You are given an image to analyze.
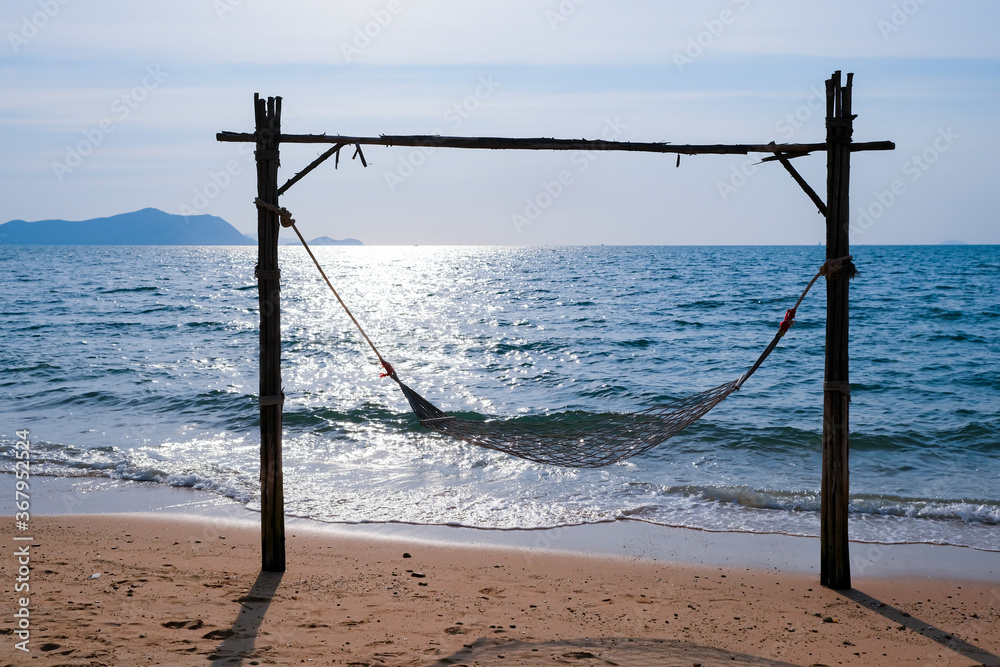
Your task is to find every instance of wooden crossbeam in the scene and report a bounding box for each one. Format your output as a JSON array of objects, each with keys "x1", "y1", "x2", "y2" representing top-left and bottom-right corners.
[{"x1": 218, "y1": 131, "x2": 894, "y2": 156}]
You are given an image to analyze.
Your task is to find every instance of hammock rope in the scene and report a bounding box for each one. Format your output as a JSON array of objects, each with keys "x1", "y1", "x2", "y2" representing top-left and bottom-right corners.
[{"x1": 255, "y1": 198, "x2": 849, "y2": 467}]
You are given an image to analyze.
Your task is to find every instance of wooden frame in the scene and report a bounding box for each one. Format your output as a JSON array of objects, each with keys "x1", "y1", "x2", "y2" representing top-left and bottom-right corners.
[{"x1": 218, "y1": 72, "x2": 889, "y2": 588}]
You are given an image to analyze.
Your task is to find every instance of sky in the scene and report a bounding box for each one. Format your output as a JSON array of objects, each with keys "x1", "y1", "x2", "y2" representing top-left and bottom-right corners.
[{"x1": 2, "y1": 1, "x2": 998, "y2": 245}]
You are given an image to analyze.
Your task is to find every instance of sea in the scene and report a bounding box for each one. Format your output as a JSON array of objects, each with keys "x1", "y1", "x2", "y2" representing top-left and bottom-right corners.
[{"x1": 2, "y1": 244, "x2": 998, "y2": 552}]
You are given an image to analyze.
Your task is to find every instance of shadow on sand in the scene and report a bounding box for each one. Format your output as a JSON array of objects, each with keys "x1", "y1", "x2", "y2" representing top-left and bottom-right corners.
[
  {"x1": 841, "y1": 588, "x2": 999, "y2": 667},
  {"x1": 207, "y1": 570, "x2": 284, "y2": 665},
  {"x1": 427, "y1": 636, "x2": 800, "y2": 666}
]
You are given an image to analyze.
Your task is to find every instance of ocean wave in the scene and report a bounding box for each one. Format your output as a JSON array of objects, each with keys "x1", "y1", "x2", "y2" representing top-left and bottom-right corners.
[
  {"x1": 100, "y1": 286, "x2": 159, "y2": 294},
  {"x1": 0, "y1": 440, "x2": 257, "y2": 504},
  {"x1": 5, "y1": 437, "x2": 998, "y2": 530},
  {"x1": 3, "y1": 244, "x2": 999, "y2": 554},
  {"x1": 653, "y1": 484, "x2": 999, "y2": 525}
]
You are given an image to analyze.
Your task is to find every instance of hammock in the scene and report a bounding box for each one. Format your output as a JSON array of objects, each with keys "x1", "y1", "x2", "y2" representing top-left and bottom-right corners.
[
  {"x1": 256, "y1": 199, "x2": 847, "y2": 468},
  {"x1": 395, "y1": 379, "x2": 741, "y2": 467}
]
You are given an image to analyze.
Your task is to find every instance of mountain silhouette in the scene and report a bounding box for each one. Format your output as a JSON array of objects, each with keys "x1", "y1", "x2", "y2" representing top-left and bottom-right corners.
[{"x1": 0, "y1": 208, "x2": 253, "y2": 245}]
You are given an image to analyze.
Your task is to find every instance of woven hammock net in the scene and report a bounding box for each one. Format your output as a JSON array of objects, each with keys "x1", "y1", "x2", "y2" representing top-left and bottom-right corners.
[
  {"x1": 385, "y1": 261, "x2": 832, "y2": 468},
  {"x1": 397, "y1": 378, "x2": 741, "y2": 468},
  {"x1": 381, "y1": 268, "x2": 823, "y2": 468},
  {"x1": 257, "y1": 198, "x2": 847, "y2": 469}
]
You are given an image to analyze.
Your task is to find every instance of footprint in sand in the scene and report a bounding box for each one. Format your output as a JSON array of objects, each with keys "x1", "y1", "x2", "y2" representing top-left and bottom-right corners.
[{"x1": 162, "y1": 619, "x2": 205, "y2": 630}]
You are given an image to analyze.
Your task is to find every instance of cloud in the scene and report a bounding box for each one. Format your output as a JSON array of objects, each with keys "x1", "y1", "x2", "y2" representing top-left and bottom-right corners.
[
  {"x1": 2, "y1": 0, "x2": 998, "y2": 244},
  {"x1": 9, "y1": 1, "x2": 1000, "y2": 67}
]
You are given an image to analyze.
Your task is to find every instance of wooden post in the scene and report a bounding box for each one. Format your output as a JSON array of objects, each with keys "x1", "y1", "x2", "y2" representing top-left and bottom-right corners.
[
  {"x1": 821, "y1": 72, "x2": 852, "y2": 589},
  {"x1": 255, "y1": 94, "x2": 285, "y2": 572}
]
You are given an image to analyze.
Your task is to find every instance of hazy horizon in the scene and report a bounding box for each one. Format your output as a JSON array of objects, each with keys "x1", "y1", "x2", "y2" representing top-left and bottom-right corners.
[{"x1": 3, "y1": 1, "x2": 997, "y2": 245}]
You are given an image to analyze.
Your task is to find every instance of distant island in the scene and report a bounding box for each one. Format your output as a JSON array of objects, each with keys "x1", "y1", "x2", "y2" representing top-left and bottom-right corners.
[
  {"x1": 242, "y1": 234, "x2": 365, "y2": 247},
  {"x1": 305, "y1": 235, "x2": 363, "y2": 246},
  {"x1": 0, "y1": 208, "x2": 363, "y2": 246}
]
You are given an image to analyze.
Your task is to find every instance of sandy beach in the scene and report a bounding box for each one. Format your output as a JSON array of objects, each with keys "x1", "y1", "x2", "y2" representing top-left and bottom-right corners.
[{"x1": 3, "y1": 479, "x2": 999, "y2": 667}]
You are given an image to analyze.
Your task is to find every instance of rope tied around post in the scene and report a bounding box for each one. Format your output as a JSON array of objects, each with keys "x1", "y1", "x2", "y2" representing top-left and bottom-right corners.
[
  {"x1": 258, "y1": 393, "x2": 285, "y2": 406},
  {"x1": 823, "y1": 381, "x2": 851, "y2": 397},
  {"x1": 254, "y1": 197, "x2": 296, "y2": 228},
  {"x1": 825, "y1": 117, "x2": 856, "y2": 129},
  {"x1": 820, "y1": 254, "x2": 857, "y2": 281}
]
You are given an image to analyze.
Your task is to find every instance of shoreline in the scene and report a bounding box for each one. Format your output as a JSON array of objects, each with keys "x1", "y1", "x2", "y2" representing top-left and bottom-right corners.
[
  {"x1": 3, "y1": 475, "x2": 999, "y2": 665},
  {"x1": 19, "y1": 474, "x2": 1000, "y2": 583}
]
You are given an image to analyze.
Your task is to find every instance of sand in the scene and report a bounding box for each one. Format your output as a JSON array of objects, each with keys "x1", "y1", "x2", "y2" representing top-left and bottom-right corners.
[{"x1": 4, "y1": 511, "x2": 999, "y2": 667}]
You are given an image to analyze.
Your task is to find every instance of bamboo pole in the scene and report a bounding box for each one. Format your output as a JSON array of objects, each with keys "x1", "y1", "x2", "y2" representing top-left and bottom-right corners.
[
  {"x1": 255, "y1": 94, "x2": 286, "y2": 572},
  {"x1": 217, "y1": 131, "x2": 893, "y2": 157},
  {"x1": 821, "y1": 72, "x2": 853, "y2": 590},
  {"x1": 277, "y1": 142, "x2": 344, "y2": 197},
  {"x1": 772, "y1": 151, "x2": 828, "y2": 218}
]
